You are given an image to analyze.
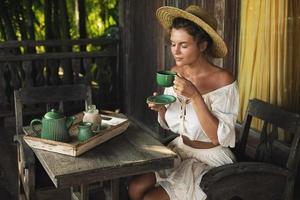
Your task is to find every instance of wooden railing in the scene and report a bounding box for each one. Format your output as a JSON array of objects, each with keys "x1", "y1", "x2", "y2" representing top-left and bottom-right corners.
[{"x1": 0, "y1": 38, "x2": 120, "y2": 125}]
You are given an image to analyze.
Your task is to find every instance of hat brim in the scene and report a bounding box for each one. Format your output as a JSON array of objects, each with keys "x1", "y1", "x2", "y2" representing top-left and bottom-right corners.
[{"x1": 156, "y1": 6, "x2": 228, "y2": 58}]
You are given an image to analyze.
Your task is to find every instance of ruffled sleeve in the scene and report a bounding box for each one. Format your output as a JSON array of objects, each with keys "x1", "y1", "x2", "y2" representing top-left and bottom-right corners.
[
  {"x1": 208, "y1": 82, "x2": 239, "y2": 147},
  {"x1": 157, "y1": 87, "x2": 173, "y2": 129}
]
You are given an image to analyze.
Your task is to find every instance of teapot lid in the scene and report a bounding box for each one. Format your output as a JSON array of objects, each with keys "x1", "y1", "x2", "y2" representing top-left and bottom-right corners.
[{"x1": 44, "y1": 109, "x2": 64, "y2": 119}]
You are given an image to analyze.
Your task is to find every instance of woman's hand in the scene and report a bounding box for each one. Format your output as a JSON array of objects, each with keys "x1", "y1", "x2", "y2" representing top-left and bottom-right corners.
[
  {"x1": 173, "y1": 73, "x2": 199, "y2": 99},
  {"x1": 147, "y1": 92, "x2": 166, "y2": 112}
]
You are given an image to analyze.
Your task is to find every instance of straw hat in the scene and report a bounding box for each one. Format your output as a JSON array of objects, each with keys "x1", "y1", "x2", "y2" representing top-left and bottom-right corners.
[{"x1": 156, "y1": 5, "x2": 228, "y2": 58}]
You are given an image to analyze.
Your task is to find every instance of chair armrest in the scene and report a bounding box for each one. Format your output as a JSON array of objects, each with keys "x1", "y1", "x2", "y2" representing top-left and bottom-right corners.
[{"x1": 14, "y1": 135, "x2": 35, "y2": 168}]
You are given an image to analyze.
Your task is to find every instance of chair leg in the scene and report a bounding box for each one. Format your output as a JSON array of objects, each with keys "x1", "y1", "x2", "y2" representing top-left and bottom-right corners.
[
  {"x1": 17, "y1": 144, "x2": 27, "y2": 200},
  {"x1": 17, "y1": 174, "x2": 27, "y2": 200},
  {"x1": 80, "y1": 184, "x2": 89, "y2": 200},
  {"x1": 16, "y1": 142, "x2": 36, "y2": 200},
  {"x1": 111, "y1": 179, "x2": 119, "y2": 200},
  {"x1": 283, "y1": 175, "x2": 295, "y2": 200},
  {"x1": 71, "y1": 184, "x2": 89, "y2": 200}
]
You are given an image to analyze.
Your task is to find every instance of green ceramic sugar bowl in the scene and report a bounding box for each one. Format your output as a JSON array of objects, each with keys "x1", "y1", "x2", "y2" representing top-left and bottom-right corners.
[{"x1": 30, "y1": 109, "x2": 75, "y2": 142}]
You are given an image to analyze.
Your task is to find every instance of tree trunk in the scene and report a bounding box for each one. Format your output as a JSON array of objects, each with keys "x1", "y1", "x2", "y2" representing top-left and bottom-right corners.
[
  {"x1": 24, "y1": 0, "x2": 36, "y2": 41},
  {"x1": 45, "y1": 0, "x2": 53, "y2": 51},
  {"x1": 0, "y1": 0, "x2": 17, "y2": 40},
  {"x1": 23, "y1": 0, "x2": 36, "y2": 54},
  {"x1": 52, "y1": 0, "x2": 60, "y2": 40},
  {"x1": 58, "y1": 0, "x2": 72, "y2": 84},
  {"x1": 78, "y1": 0, "x2": 87, "y2": 51},
  {"x1": 58, "y1": 0, "x2": 71, "y2": 51},
  {"x1": 0, "y1": 20, "x2": 7, "y2": 40},
  {"x1": 11, "y1": 0, "x2": 29, "y2": 41},
  {"x1": 59, "y1": 0, "x2": 70, "y2": 40}
]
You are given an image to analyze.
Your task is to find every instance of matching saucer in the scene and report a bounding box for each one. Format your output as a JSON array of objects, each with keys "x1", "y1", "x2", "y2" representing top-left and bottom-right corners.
[{"x1": 146, "y1": 94, "x2": 176, "y2": 105}]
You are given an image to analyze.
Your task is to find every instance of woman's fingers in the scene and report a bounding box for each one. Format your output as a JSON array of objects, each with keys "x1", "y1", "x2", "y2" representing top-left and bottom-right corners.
[
  {"x1": 176, "y1": 72, "x2": 183, "y2": 78},
  {"x1": 174, "y1": 74, "x2": 187, "y2": 88},
  {"x1": 173, "y1": 75, "x2": 197, "y2": 99},
  {"x1": 147, "y1": 102, "x2": 163, "y2": 112},
  {"x1": 174, "y1": 76, "x2": 186, "y2": 93},
  {"x1": 147, "y1": 92, "x2": 160, "y2": 111},
  {"x1": 148, "y1": 102, "x2": 155, "y2": 107}
]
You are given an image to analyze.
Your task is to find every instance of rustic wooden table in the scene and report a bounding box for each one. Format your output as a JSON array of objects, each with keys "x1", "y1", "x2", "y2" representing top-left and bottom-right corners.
[{"x1": 27, "y1": 120, "x2": 177, "y2": 200}]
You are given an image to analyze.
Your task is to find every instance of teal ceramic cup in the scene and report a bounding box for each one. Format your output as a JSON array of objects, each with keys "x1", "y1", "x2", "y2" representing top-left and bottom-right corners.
[{"x1": 156, "y1": 70, "x2": 177, "y2": 87}]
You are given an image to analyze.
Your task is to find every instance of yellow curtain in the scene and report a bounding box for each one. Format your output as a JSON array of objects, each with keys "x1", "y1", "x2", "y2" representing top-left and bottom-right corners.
[{"x1": 238, "y1": 0, "x2": 291, "y2": 124}]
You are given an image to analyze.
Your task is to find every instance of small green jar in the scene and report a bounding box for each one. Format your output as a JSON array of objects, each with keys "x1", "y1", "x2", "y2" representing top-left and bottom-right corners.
[{"x1": 77, "y1": 122, "x2": 94, "y2": 142}]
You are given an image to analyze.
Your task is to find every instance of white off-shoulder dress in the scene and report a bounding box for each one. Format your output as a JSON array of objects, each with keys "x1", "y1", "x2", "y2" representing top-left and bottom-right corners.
[{"x1": 155, "y1": 81, "x2": 239, "y2": 200}]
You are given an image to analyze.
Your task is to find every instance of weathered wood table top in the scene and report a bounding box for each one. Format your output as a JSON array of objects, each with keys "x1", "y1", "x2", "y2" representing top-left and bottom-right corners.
[{"x1": 29, "y1": 121, "x2": 177, "y2": 188}]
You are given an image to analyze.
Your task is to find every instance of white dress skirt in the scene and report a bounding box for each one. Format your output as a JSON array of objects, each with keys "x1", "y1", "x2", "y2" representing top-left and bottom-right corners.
[{"x1": 155, "y1": 81, "x2": 239, "y2": 200}]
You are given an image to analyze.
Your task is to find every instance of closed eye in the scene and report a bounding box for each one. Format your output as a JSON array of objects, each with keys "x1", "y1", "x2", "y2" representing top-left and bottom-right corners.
[
  {"x1": 170, "y1": 43, "x2": 188, "y2": 48},
  {"x1": 181, "y1": 44, "x2": 188, "y2": 48}
]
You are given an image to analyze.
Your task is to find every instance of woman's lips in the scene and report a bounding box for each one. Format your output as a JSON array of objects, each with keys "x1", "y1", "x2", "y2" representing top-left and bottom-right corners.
[{"x1": 175, "y1": 57, "x2": 183, "y2": 61}]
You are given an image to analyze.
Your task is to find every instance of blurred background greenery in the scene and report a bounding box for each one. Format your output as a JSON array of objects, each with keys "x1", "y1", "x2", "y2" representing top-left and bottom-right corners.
[{"x1": 0, "y1": 0, "x2": 118, "y2": 52}]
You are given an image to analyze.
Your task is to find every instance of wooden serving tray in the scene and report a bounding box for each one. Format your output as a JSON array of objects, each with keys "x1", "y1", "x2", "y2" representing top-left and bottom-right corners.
[{"x1": 23, "y1": 112, "x2": 130, "y2": 156}]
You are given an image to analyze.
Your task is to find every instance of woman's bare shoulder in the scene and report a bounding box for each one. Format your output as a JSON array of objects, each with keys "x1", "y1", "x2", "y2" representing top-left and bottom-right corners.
[{"x1": 212, "y1": 68, "x2": 235, "y2": 88}]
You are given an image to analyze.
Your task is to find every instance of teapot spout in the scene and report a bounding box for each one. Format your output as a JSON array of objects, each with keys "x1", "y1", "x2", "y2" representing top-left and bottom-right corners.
[{"x1": 66, "y1": 116, "x2": 75, "y2": 129}]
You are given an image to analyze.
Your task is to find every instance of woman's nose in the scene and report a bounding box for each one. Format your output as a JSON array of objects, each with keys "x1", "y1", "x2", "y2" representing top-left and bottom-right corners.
[{"x1": 173, "y1": 45, "x2": 180, "y2": 55}]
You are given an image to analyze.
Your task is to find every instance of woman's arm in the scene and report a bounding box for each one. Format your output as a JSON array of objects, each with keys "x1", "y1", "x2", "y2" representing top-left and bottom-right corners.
[
  {"x1": 174, "y1": 71, "x2": 234, "y2": 146},
  {"x1": 190, "y1": 91, "x2": 220, "y2": 145},
  {"x1": 174, "y1": 76, "x2": 220, "y2": 145},
  {"x1": 182, "y1": 135, "x2": 217, "y2": 149}
]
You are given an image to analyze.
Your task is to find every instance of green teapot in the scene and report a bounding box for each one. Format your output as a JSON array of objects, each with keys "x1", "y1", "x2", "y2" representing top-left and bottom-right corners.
[{"x1": 30, "y1": 109, "x2": 75, "y2": 142}]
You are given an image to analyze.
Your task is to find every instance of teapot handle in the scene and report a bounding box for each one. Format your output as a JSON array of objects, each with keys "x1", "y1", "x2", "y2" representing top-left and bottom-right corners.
[
  {"x1": 30, "y1": 119, "x2": 42, "y2": 134},
  {"x1": 66, "y1": 116, "x2": 75, "y2": 129}
]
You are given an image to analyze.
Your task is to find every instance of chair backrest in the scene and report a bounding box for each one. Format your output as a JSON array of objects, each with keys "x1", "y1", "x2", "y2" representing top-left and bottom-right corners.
[
  {"x1": 14, "y1": 84, "x2": 92, "y2": 135},
  {"x1": 237, "y1": 98, "x2": 300, "y2": 172}
]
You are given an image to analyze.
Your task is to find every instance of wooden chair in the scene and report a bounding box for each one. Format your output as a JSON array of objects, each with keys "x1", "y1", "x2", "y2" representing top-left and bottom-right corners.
[
  {"x1": 14, "y1": 84, "x2": 92, "y2": 200},
  {"x1": 200, "y1": 98, "x2": 300, "y2": 200}
]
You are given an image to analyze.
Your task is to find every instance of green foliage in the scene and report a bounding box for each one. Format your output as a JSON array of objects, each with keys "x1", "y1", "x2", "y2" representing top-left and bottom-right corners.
[
  {"x1": 33, "y1": 0, "x2": 45, "y2": 42},
  {"x1": 85, "y1": 0, "x2": 117, "y2": 38},
  {"x1": 0, "y1": 0, "x2": 120, "y2": 110},
  {"x1": 0, "y1": 0, "x2": 118, "y2": 42}
]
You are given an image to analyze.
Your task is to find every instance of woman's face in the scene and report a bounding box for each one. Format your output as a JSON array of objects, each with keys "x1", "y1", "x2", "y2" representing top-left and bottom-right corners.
[{"x1": 170, "y1": 28, "x2": 202, "y2": 67}]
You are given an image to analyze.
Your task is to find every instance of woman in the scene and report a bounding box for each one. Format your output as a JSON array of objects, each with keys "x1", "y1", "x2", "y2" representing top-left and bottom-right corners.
[{"x1": 128, "y1": 5, "x2": 239, "y2": 200}]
